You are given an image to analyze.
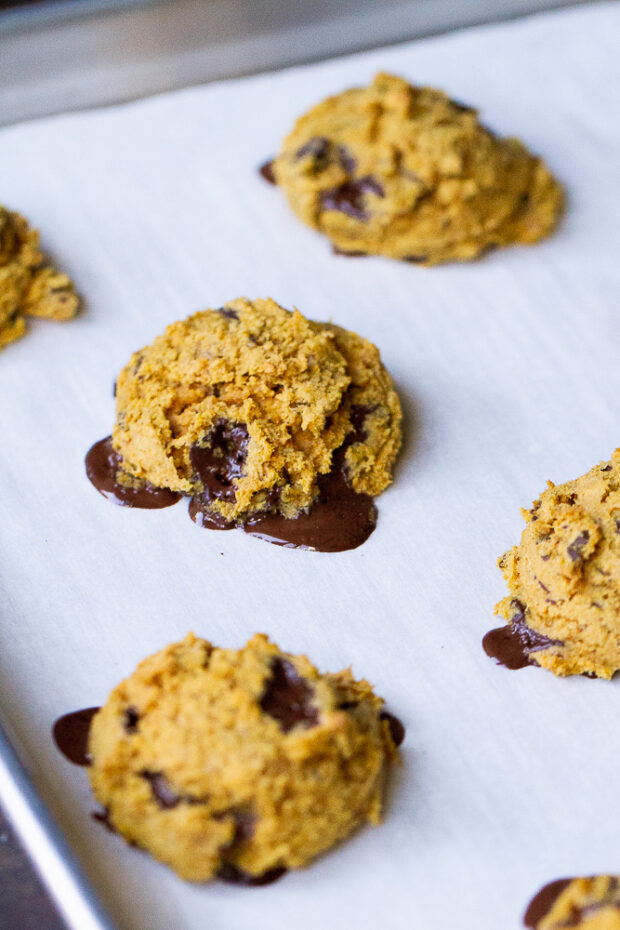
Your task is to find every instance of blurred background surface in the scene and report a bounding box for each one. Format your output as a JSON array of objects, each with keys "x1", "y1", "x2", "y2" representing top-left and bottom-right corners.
[{"x1": 0, "y1": 0, "x2": 596, "y2": 126}]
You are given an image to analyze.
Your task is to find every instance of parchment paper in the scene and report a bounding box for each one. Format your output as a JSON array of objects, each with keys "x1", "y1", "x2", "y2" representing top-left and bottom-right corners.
[{"x1": 1, "y1": 4, "x2": 619, "y2": 928}]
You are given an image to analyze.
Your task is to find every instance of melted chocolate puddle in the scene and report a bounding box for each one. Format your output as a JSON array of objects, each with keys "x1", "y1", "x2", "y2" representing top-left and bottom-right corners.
[
  {"x1": 190, "y1": 447, "x2": 376, "y2": 551},
  {"x1": 482, "y1": 601, "x2": 563, "y2": 670},
  {"x1": 52, "y1": 707, "x2": 100, "y2": 766},
  {"x1": 524, "y1": 879, "x2": 572, "y2": 927},
  {"x1": 86, "y1": 437, "x2": 182, "y2": 509},
  {"x1": 259, "y1": 160, "x2": 277, "y2": 185},
  {"x1": 380, "y1": 711, "x2": 406, "y2": 747},
  {"x1": 87, "y1": 406, "x2": 378, "y2": 551},
  {"x1": 217, "y1": 864, "x2": 287, "y2": 886}
]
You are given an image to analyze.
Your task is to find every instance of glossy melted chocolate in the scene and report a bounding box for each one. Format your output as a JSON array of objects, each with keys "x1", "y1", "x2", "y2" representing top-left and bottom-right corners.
[
  {"x1": 85, "y1": 437, "x2": 182, "y2": 509},
  {"x1": 52, "y1": 707, "x2": 100, "y2": 766},
  {"x1": 482, "y1": 601, "x2": 563, "y2": 670},
  {"x1": 524, "y1": 879, "x2": 572, "y2": 927}
]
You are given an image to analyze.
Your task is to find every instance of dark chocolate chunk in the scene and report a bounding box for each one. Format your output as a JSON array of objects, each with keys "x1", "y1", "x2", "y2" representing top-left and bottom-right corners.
[
  {"x1": 85, "y1": 437, "x2": 182, "y2": 509},
  {"x1": 482, "y1": 600, "x2": 563, "y2": 671},
  {"x1": 567, "y1": 530, "x2": 589, "y2": 561},
  {"x1": 52, "y1": 707, "x2": 100, "y2": 766},
  {"x1": 321, "y1": 176, "x2": 384, "y2": 220},
  {"x1": 123, "y1": 707, "x2": 139, "y2": 734},
  {"x1": 217, "y1": 863, "x2": 287, "y2": 886},
  {"x1": 190, "y1": 420, "x2": 249, "y2": 503},
  {"x1": 380, "y1": 711, "x2": 406, "y2": 747},
  {"x1": 296, "y1": 135, "x2": 330, "y2": 166},
  {"x1": 600, "y1": 464, "x2": 613, "y2": 472},
  {"x1": 141, "y1": 772, "x2": 180, "y2": 810},
  {"x1": 259, "y1": 160, "x2": 277, "y2": 185},
  {"x1": 217, "y1": 307, "x2": 239, "y2": 321},
  {"x1": 260, "y1": 657, "x2": 319, "y2": 733},
  {"x1": 524, "y1": 879, "x2": 572, "y2": 927}
]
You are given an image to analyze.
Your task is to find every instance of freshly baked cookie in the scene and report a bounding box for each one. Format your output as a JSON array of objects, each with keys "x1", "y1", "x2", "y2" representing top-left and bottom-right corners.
[
  {"x1": 489, "y1": 453, "x2": 620, "y2": 678},
  {"x1": 524, "y1": 876, "x2": 620, "y2": 929},
  {"x1": 266, "y1": 73, "x2": 563, "y2": 265},
  {"x1": 94, "y1": 297, "x2": 401, "y2": 549},
  {"x1": 87, "y1": 633, "x2": 403, "y2": 882},
  {"x1": 0, "y1": 206, "x2": 79, "y2": 349}
]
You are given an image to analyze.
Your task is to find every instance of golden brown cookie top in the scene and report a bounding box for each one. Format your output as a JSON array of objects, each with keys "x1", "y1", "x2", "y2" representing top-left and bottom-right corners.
[
  {"x1": 0, "y1": 206, "x2": 79, "y2": 349},
  {"x1": 525, "y1": 877, "x2": 620, "y2": 929},
  {"x1": 112, "y1": 297, "x2": 402, "y2": 525},
  {"x1": 88, "y1": 633, "x2": 402, "y2": 882},
  {"x1": 492, "y1": 452, "x2": 620, "y2": 678},
  {"x1": 270, "y1": 73, "x2": 563, "y2": 264}
]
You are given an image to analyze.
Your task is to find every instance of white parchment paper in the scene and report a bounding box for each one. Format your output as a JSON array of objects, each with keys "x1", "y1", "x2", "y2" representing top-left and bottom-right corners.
[{"x1": 1, "y1": 4, "x2": 619, "y2": 928}]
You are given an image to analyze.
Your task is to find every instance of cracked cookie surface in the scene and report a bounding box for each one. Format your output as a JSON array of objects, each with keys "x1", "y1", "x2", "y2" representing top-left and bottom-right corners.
[
  {"x1": 0, "y1": 206, "x2": 79, "y2": 349},
  {"x1": 87, "y1": 633, "x2": 402, "y2": 882},
  {"x1": 525, "y1": 876, "x2": 620, "y2": 929},
  {"x1": 111, "y1": 297, "x2": 402, "y2": 525},
  {"x1": 269, "y1": 73, "x2": 563, "y2": 265},
  {"x1": 494, "y1": 453, "x2": 620, "y2": 678}
]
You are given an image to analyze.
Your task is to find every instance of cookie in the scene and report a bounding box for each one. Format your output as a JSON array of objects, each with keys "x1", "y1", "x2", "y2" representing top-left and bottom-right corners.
[
  {"x1": 485, "y1": 453, "x2": 620, "y2": 678},
  {"x1": 87, "y1": 633, "x2": 403, "y2": 882},
  {"x1": 0, "y1": 206, "x2": 79, "y2": 349},
  {"x1": 524, "y1": 876, "x2": 620, "y2": 929},
  {"x1": 265, "y1": 72, "x2": 563, "y2": 265},
  {"x1": 88, "y1": 297, "x2": 402, "y2": 550}
]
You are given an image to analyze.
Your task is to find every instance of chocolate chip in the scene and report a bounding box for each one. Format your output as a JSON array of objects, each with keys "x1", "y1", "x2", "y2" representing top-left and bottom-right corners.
[
  {"x1": 321, "y1": 176, "x2": 384, "y2": 220},
  {"x1": 296, "y1": 135, "x2": 330, "y2": 166},
  {"x1": 336, "y1": 145, "x2": 356, "y2": 174},
  {"x1": 259, "y1": 160, "x2": 277, "y2": 185},
  {"x1": 141, "y1": 772, "x2": 180, "y2": 810},
  {"x1": 217, "y1": 863, "x2": 287, "y2": 886},
  {"x1": 346, "y1": 404, "x2": 373, "y2": 446},
  {"x1": 404, "y1": 254, "x2": 428, "y2": 263},
  {"x1": 217, "y1": 307, "x2": 239, "y2": 321},
  {"x1": 190, "y1": 420, "x2": 249, "y2": 503},
  {"x1": 260, "y1": 657, "x2": 319, "y2": 733},
  {"x1": 616, "y1": 517, "x2": 620, "y2": 534},
  {"x1": 380, "y1": 711, "x2": 406, "y2": 747},
  {"x1": 123, "y1": 707, "x2": 139, "y2": 734},
  {"x1": 567, "y1": 530, "x2": 589, "y2": 561},
  {"x1": 601, "y1": 464, "x2": 613, "y2": 472},
  {"x1": 337, "y1": 700, "x2": 359, "y2": 710}
]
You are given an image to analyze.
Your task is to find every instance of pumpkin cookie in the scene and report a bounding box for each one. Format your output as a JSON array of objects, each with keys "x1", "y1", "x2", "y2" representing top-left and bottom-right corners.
[
  {"x1": 486, "y1": 453, "x2": 620, "y2": 678},
  {"x1": 87, "y1": 633, "x2": 404, "y2": 882},
  {"x1": 0, "y1": 206, "x2": 79, "y2": 349},
  {"x1": 88, "y1": 298, "x2": 402, "y2": 550},
  {"x1": 265, "y1": 73, "x2": 563, "y2": 264}
]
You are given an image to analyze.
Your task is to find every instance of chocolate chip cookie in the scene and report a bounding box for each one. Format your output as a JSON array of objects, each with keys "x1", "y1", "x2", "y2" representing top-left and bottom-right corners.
[
  {"x1": 88, "y1": 297, "x2": 402, "y2": 550},
  {"x1": 0, "y1": 206, "x2": 79, "y2": 349},
  {"x1": 265, "y1": 73, "x2": 563, "y2": 265},
  {"x1": 524, "y1": 876, "x2": 620, "y2": 929},
  {"x1": 485, "y1": 453, "x2": 620, "y2": 678},
  {"x1": 87, "y1": 633, "x2": 404, "y2": 882}
]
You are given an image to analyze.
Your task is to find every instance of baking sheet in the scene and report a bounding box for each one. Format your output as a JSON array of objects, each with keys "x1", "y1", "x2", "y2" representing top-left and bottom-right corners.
[{"x1": 1, "y1": 3, "x2": 619, "y2": 928}]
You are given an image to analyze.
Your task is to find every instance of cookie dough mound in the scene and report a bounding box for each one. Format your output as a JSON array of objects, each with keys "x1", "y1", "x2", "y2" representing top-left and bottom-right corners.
[
  {"x1": 112, "y1": 297, "x2": 402, "y2": 523},
  {"x1": 526, "y1": 876, "x2": 620, "y2": 929},
  {"x1": 88, "y1": 633, "x2": 402, "y2": 882},
  {"x1": 0, "y1": 206, "x2": 79, "y2": 349},
  {"x1": 271, "y1": 73, "x2": 563, "y2": 265},
  {"x1": 496, "y1": 453, "x2": 620, "y2": 678}
]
